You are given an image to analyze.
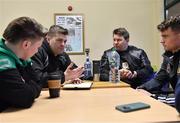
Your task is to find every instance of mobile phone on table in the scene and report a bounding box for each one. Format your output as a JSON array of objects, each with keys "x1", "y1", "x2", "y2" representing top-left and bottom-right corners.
[{"x1": 115, "y1": 102, "x2": 150, "y2": 113}]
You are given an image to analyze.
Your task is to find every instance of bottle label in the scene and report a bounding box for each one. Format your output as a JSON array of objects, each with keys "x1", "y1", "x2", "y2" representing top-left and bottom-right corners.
[
  {"x1": 109, "y1": 68, "x2": 120, "y2": 83},
  {"x1": 108, "y1": 50, "x2": 120, "y2": 83},
  {"x1": 84, "y1": 62, "x2": 92, "y2": 79}
]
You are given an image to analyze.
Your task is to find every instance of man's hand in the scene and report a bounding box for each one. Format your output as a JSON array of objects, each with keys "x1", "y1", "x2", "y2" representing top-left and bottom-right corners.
[
  {"x1": 119, "y1": 69, "x2": 137, "y2": 79},
  {"x1": 63, "y1": 78, "x2": 82, "y2": 85},
  {"x1": 64, "y1": 63, "x2": 84, "y2": 81}
]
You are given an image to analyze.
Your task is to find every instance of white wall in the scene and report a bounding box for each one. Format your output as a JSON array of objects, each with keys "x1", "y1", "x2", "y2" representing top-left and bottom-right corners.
[
  {"x1": 0, "y1": 0, "x2": 164, "y2": 67},
  {"x1": 152, "y1": 0, "x2": 165, "y2": 66}
]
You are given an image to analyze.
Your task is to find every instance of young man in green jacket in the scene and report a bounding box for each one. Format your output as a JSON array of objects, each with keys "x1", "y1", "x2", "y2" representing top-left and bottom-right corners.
[{"x1": 0, "y1": 17, "x2": 46, "y2": 112}]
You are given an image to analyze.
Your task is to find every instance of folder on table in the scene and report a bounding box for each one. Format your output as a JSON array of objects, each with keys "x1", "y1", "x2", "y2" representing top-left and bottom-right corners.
[{"x1": 63, "y1": 82, "x2": 93, "y2": 90}]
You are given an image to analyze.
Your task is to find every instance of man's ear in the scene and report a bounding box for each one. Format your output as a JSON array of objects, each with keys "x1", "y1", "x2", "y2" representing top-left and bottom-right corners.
[
  {"x1": 46, "y1": 35, "x2": 51, "y2": 43},
  {"x1": 126, "y1": 38, "x2": 129, "y2": 42},
  {"x1": 22, "y1": 40, "x2": 32, "y2": 49}
]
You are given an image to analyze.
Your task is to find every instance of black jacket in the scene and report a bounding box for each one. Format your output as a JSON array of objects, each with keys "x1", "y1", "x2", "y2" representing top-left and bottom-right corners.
[
  {"x1": 100, "y1": 46, "x2": 153, "y2": 88},
  {"x1": 0, "y1": 38, "x2": 43, "y2": 112},
  {"x1": 175, "y1": 72, "x2": 180, "y2": 113},
  {"x1": 31, "y1": 40, "x2": 77, "y2": 87},
  {"x1": 140, "y1": 50, "x2": 180, "y2": 92}
]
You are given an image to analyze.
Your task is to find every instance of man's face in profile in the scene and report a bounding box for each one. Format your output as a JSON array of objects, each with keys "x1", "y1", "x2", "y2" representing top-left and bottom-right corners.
[{"x1": 160, "y1": 28, "x2": 180, "y2": 52}]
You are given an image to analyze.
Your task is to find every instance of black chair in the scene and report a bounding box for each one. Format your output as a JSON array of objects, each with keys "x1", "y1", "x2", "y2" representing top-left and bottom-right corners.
[{"x1": 92, "y1": 60, "x2": 100, "y2": 76}]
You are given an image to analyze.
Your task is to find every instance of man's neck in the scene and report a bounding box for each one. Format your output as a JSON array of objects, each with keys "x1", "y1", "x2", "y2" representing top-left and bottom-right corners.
[
  {"x1": 117, "y1": 45, "x2": 128, "y2": 52},
  {"x1": 172, "y1": 47, "x2": 180, "y2": 53},
  {"x1": 5, "y1": 41, "x2": 22, "y2": 58}
]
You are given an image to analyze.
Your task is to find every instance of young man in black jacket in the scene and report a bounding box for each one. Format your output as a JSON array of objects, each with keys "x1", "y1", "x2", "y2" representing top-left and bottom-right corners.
[
  {"x1": 0, "y1": 17, "x2": 46, "y2": 112},
  {"x1": 31, "y1": 25, "x2": 84, "y2": 87},
  {"x1": 100, "y1": 28, "x2": 153, "y2": 88},
  {"x1": 137, "y1": 15, "x2": 180, "y2": 94}
]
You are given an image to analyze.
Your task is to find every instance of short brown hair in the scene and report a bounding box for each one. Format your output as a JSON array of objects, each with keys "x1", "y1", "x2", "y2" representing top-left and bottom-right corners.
[
  {"x1": 113, "y1": 28, "x2": 129, "y2": 40},
  {"x1": 3, "y1": 17, "x2": 45, "y2": 44},
  {"x1": 47, "y1": 25, "x2": 68, "y2": 37},
  {"x1": 157, "y1": 15, "x2": 180, "y2": 32}
]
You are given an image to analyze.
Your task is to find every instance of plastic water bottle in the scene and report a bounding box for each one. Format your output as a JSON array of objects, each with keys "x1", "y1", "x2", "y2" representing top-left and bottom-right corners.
[
  {"x1": 108, "y1": 48, "x2": 120, "y2": 83},
  {"x1": 84, "y1": 48, "x2": 92, "y2": 80}
]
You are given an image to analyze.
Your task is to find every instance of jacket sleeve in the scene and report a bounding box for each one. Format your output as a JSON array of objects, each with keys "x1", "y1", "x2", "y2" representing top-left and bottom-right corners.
[
  {"x1": 31, "y1": 50, "x2": 65, "y2": 84},
  {"x1": 175, "y1": 72, "x2": 180, "y2": 113},
  {"x1": 100, "y1": 51, "x2": 110, "y2": 81},
  {"x1": 0, "y1": 69, "x2": 41, "y2": 109},
  {"x1": 138, "y1": 57, "x2": 170, "y2": 91},
  {"x1": 31, "y1": 50, "x2": 49, "y2": 86},
  {"x1": 63, "y1": 53, "x2": 78, "y2": 70},
  {"x1": 136, "y1": 50, "x2": 154, "y2": 81}
]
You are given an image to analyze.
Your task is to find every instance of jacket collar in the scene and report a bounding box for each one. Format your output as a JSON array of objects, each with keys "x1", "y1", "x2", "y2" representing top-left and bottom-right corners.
[
  {"x1": 115, "y1": 46, "x2": 130, "y2": 54},
  {"x1": 163, "y1": 50, "x2": 180, "y2": 58}
]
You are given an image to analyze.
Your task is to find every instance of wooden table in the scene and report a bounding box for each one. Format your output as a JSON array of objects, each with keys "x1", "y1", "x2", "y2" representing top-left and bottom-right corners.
[
  {"x1": 1, "y1": 88, "x2": 179, "y2": 123},
  {"x1": 41, "y1": 81, "x2": 130, "y2": 91},
  {"x1": 92, "y1": 81, "x2": 130, "y2": 88}
]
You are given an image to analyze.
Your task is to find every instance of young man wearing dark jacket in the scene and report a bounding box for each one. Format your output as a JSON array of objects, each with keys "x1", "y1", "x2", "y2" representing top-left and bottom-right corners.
[
  {"x1": 0, "y1": 17, "x2": 46, "y2": 112},
  {"x1": 137, "y1": 15, "x2": 180, "y2": 95},
  {"x1": 31, "y1": 25, "x2": 84, "y2": 87},
  {"x1": 100, "y1": 28, "x2": 153, "y2": 88}
]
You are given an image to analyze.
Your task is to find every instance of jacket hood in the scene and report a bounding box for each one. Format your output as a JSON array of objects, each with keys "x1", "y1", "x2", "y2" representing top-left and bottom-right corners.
[{"x1": 0, "y1": 38, "x2": 31, "y2": 67}]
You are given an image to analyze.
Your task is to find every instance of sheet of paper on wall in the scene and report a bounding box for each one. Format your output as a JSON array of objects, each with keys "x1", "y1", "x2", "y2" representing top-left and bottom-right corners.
[{"x1": 63, "y1": 82, "x2": 93, "y2": 90}]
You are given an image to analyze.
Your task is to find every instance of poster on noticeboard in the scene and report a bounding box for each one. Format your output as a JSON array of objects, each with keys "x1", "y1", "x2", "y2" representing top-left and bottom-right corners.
[{"x1": 54, "y1": 13, "x2": 84, "y2": 55}]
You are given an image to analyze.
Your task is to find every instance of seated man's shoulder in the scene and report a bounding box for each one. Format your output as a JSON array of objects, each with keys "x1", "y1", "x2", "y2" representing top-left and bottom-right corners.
[
  {"x1": 59, "y1": 52, "x2": 70, "y2": 61},
  {"x1": 129, "y1": 45, "x2": 146, "y2": 54},
  {"x1": 0, "y1": 53, "x2": 16, "y2": 72},
  {"x1": 37, "y1": 45, "x2": 47, "y2": 56},
  {"x1": 129, "y1": 45, "x2": 143, "y2": 51},
  {"x1": 32, "y1": 45, "x2": 48, "y2": 60},
  {"x1": 62, "y1": 52, "x2": 69, "y2": 57},
  {"x1": 104, "y1": 48, "x2": 113, "y2": 53}
]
